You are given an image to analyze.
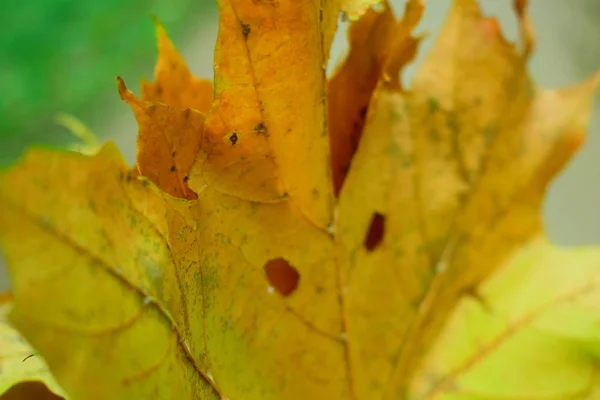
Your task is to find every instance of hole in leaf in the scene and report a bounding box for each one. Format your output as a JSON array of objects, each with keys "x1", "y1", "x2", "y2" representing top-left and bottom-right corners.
[
  {"x1": 264, "y1": 258, "x2": 300, "y2": 296},
  {"x1": 364, "y1": 212, "x2": 385, "y2": 251}
]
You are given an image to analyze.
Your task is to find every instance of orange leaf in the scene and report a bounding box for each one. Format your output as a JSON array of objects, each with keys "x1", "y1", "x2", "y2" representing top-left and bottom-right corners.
[
  {"x1": 118, "y1": 78, "x2": 205, "y2": 200},
  {"x1": 190, "y1": 0, "x2": 336, "y2": 227},
  {"x1": 141, "y1": 21, "x2": 213, "y2": 113}
]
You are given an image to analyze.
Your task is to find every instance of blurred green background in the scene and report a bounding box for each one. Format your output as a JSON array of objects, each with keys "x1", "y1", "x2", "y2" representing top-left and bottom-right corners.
[
  {"x1": 1, "y1": 0, "x2": 600, "y2": 292},
  {"x1": 0, "y1": 0, "x2": 216, "y2": 166}
]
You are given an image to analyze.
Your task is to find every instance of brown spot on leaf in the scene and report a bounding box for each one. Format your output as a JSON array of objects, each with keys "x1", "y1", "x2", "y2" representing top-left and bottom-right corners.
[
  {"x1": 364, "y1": 213, "x2": 385, "y2": 251},
  {"x1": 170, "y1": 165, "x2": 176, "y2": 172},
  {"x1": 265, "y1": 258, "x2": 300, "y2": 296},
  {"x1": 359, "y1": 106, "x2": 368, "y2": 118},
  {"x1": 229, "y1": 132, "x2": 239, "y2": 146},
  {"x1": 241, "y1": 23, "x2": 251, "y2": 39},
  {"x1": 254, "y1": 122, "x2": 267, "y2": 135}
]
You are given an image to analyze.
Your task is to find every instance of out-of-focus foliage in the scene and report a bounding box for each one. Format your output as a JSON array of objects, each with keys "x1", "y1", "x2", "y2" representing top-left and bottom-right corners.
[{"x1": 0, "y1": 0, "x2": 216, "y2": 166}]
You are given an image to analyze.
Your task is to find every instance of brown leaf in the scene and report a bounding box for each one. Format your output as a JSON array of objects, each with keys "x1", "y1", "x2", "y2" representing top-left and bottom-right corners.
[
  {"x1": 1, "y1": 382, "x2": 63, "y2": 400},
  {"x1": 118, "y1": 78, "x2": 205, "y2": 199},
  {"x1": 328, "y1": 2, "x2": 396, "y2": 195}
]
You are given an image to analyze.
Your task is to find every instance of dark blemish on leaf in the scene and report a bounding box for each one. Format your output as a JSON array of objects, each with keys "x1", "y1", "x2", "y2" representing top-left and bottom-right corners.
[
  {"x1": 170, "y1": 165, "x2": 176, "y2": 172},
  {"x1": 315, "y1": 286, "x2": 324, "y2": 294},
  {"x1": 127, "y1": 215, "x2": 137, "y2": 228},
  {"x1": 183, "y1": 108, "x2": 191, "y2": 119},
  {"x1": 312, "y1": 188, "x2": 319, "y2": 199},
  {"x1": 155, "y1": 85, "x2": 163, "y2": 96},
  {"x1": 148, "y1": 104, "x2": 157, "y2": 115},
  {"x1": 359, "y1": 106, "x2": 368, "y2": 119},
  {"x1": 249, "y1": 201, "x2": 258, "y2": 213},
  {"x1": 229, "y1": 132, "x2": 238, "y2": 146},
  {"x1": 427, "y1": 98, "x2": 440, "y2": 114},
  {"x1": 254, "y1": 122, "x2": 267, "y2": 136},
  {"x1": 183, "y1": 176, "x2": 189, "y2": 182},
  {"x1": 265, "y1": 258, "x2": 300, "y2": 296},
  {"x1": 170, "y1": 61, "x2": 178, "y2": 71},
  {"x1": 364, "y1": 212, "x2": 385, "y2": 251},
  {"x1": 172, "y1": 151, "x2": 176, "y2": 157},
  {"x1": 120, "y1": 170, "x2": 133, "y2": 183},
  {"x1": 286, "y1": 128, "x2": 292, "y2": 133},
  {"x1": 241, "y1": 23, "x2": 251, "y2": 39}
]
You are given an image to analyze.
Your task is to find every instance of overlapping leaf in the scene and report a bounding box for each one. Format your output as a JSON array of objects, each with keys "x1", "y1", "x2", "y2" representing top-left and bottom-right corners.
[
  {"x1": 0, "y1": 293, "x2": 67, "y2": 399},
  {"x1": 1, "y1": 0, "x2": 599, "y2": 399},
  {"x1": 412, "y1": 236, "x2": 600, "y2": 399},
  {"x1": 334, "y1": 0, "x2": 600, "y2": 396}
]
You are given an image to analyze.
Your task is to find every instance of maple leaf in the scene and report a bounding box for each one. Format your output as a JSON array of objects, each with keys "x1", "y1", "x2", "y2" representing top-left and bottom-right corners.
[
  {"x1": 1, "y1": 0, "x2": 600, "y2": 399},
  {"x1": 141, "y1": 21, "x2": 214, "y2": 114}
]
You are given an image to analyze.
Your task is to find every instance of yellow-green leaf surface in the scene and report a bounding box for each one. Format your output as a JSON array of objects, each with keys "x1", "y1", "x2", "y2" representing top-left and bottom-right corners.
[
  {"x1": 411, "y1": 236, "x2": 600, "y2": 399},
  {"x1": 0, "y1": 142, "x2": 344, "y2": 399},
  {"x1": 0, "y1": 294, "x2": 67, "y2": 399},
  {"x1": 1, "y1": 0, "x2": 600, "y2": 399}
]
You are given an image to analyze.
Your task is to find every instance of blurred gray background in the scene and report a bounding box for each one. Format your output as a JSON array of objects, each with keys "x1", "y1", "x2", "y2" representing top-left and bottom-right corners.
[{"x1": 1, "y1": 0, "x2": 599, "y2": 291}]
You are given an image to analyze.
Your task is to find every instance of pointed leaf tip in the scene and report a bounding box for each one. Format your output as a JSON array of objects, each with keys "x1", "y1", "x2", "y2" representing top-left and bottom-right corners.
[
  {"x1": 513, "y1": 0, "x2": 535, "y2": 56},
  {"x1": 116, "y1": 76, "x2": 128, "y2": 100},
  {"x1": 141, "y1": 20, "x2": 213, "y2": 113}
]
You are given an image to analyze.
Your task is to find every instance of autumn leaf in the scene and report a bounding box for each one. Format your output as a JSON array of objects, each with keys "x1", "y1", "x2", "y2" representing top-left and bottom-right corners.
[
  {"x1": 328, "y1": 2, "x2": 396, "y2": 195},
  {"x1": 334, "y1": 0, "x2": 600, "y2": 396},
  {"x1": 412, "y1": 236, "x2": 600, "y2": 399},
  {"x1": 0, "y1": 293, "x2": 67, "y2": 399},
  {"x1": 141, "y1": 21, "x2": 213, "y2": 113},
  {"x1": 1, "y1": 0, "x2": 600, "y2": 399},
  {"x1": 123, "y1": 23, "x2": 211, "y2": 200},
  {"x1": 118, "y1": 77, "x2": 206, "y2": 199}
]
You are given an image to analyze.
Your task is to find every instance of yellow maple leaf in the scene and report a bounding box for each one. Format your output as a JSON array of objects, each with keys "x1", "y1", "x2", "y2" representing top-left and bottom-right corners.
[
  {"x1": 0, "y1": 293, "x2": 67, "y2": 399},
  {"x1": 1, "y1": 0, "x2": 599, "y2": 399}
]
